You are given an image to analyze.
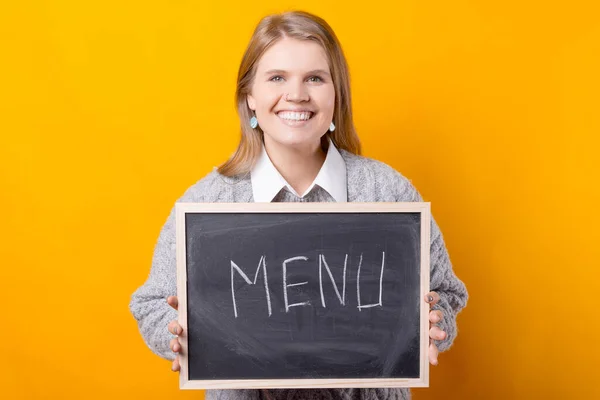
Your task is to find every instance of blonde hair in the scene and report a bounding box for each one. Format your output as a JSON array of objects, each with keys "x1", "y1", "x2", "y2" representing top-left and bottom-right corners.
[{"x1": 216, "y1": 10, "x2": 361, "y2": 177}]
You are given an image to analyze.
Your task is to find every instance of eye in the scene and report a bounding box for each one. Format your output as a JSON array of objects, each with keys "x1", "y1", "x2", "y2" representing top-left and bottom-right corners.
[
  {"x1": 269, "y1": 75, "x2": 284, "y2": 82},
  {"x1": 308, "y1": 76, "x2": 323, "y2": 83}
]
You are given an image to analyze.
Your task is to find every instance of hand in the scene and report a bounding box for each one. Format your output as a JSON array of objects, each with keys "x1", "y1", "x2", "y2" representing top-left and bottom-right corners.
[
  {"x1": 167, "y1": 295, "x2": 183, "y2": 372},
  {"x1": 425, "y1": 291, "x2": 447, "y2": 366}
]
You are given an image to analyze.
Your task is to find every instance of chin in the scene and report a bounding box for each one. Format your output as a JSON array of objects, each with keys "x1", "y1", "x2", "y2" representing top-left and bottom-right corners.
[{"x1": 269, "y1": 132, "x2": 323, "y2": 149}]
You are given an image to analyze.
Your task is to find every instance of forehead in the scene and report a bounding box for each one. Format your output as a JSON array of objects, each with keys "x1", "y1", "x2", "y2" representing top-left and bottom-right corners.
[{"x1": 255, "y1": 37, "x2": 330, "y2": 73}]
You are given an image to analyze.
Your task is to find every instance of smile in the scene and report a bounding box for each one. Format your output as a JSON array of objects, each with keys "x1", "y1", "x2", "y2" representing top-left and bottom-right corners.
[
  {"x1": 276, "y1": 111, "x2": 314, "y2": 126},
  {"x1": 277, "y1": 111, "x2": 314, "y2": 121}
]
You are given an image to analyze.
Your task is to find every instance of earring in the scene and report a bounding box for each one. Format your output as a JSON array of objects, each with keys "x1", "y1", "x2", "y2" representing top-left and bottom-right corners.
[
  {"x1": 329, "y1": 121, "x2": 335, "y2": 132},
  {"x1": 250, "y1": 115, "x2": 258, "y2": 129}
]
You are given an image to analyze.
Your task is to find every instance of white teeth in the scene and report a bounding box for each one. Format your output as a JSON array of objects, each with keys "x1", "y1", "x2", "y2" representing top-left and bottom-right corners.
[{"x1": 277, "y1": 111, "x2": 313, "y2": 121}]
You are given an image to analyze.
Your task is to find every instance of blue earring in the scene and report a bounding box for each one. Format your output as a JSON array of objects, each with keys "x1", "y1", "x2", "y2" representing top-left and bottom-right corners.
[
  {"x1": 329, "y1": 121, "x2": 335, "y2": 132},
  {"x1": 250, "y1": 116, "x2": 258, "y2": 129}
]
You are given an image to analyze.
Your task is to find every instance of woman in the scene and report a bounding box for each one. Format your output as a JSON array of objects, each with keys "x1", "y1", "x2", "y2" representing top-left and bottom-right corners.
[{"x1": 129, "y1": 10, "x2": 468, "y2": 400}]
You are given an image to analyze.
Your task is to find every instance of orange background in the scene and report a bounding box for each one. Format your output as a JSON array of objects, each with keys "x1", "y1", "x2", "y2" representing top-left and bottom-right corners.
[{"x1": 2, "y1": 1, "x2": 599, "y2": 399}]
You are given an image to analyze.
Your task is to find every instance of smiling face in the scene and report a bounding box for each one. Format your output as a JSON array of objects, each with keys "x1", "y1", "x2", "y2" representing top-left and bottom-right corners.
[{"x1": 247, "y1": 37, "x2": 335, "y2": 150}]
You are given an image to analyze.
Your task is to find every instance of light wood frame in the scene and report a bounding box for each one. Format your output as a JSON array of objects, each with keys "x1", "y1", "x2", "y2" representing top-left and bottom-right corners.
[{"x1": 175, "y1": 202, "x2": 431, "y2": 389}]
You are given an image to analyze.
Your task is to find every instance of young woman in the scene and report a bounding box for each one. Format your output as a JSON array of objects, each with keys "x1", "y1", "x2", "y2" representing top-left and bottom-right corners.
[{"x1": 129, "y1": 10, "x2": 468, "y2": 400}]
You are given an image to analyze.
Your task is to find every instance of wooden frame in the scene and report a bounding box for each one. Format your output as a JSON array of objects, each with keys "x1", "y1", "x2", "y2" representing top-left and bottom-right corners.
[{"x1": 175, "y1": 202, "x2": 431, "y2": 389}]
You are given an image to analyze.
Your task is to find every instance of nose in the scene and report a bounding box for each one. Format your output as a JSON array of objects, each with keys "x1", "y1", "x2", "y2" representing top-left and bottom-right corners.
[{"x1": 285, "y1": 80, "x2": 309, "y2": 102}]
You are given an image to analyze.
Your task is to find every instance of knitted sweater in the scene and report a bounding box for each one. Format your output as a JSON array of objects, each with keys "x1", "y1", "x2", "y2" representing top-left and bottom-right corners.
[{"x1": 129, "y1": 149, "x2": 469, "y2": 400}]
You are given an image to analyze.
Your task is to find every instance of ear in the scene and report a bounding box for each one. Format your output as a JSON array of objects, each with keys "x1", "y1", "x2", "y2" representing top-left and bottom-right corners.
[{"x1": 247, "y1": 94, "x2": 256, "y2": 111}]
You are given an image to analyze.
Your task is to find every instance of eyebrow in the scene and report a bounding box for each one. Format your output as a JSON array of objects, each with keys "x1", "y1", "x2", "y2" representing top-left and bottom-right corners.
[{"x1": 264, "y1": 69, "x2": 331, "y2": 77}]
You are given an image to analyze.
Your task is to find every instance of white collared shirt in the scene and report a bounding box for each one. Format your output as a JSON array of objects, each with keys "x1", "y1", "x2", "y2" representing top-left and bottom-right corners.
[{"x1": 250, "y1": 137, "x2": 348, "y2": 203}]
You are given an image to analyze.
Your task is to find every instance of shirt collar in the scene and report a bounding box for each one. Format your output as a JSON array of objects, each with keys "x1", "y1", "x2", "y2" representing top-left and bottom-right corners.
[{"x1": 250, "y1": 136, "x2": 348, "y2": 203}]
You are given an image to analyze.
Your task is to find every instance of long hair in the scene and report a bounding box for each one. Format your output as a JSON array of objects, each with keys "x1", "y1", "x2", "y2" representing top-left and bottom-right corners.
[{"x1": 217, "y1": 10, "x2": 361, "y2": 177}]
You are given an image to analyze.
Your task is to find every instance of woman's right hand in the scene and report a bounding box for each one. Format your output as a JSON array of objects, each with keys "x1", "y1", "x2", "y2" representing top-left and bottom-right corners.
[{"x1": 167, "y1": 295, "x2": 183, "y2": 372}]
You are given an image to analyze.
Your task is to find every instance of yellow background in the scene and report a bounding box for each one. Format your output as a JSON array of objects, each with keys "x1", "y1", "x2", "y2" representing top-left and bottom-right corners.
[{"x1": 2, "y1": 0, "x2": 599, "y2": 398}]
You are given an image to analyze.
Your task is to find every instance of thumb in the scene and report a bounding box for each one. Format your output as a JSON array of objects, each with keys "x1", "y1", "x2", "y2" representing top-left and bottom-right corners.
[{"x1": 167, "y1": 295, "x2": 178, "y2": 311}]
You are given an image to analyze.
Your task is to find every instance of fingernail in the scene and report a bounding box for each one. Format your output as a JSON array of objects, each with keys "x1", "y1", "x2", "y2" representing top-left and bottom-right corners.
[{"x1": 428, "y1": 295, "x2": 433, "y2": 302}]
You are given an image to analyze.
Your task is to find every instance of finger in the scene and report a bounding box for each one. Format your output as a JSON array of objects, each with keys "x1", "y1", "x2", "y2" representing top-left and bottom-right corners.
[
  {"x1": 429, "y1": 309, "x2": 443, "y2": 324},
  {"x1": 170, "y1": 337, "x2": 181, "y2": 353},
  {"x1": 172, "y1": 355, "x2": 180, "y2": 372},
  {"x1": 168, "y1": 321, "x2": 182, "y2": 336},
  {"x1": 167, "y1": 296, "x2": 179, "y2": 311},
  {"x1": 424, "y1": 291, "x2": 441, "y2": 307},
  {"x1": 429, "y1": 325, "x2": 447, "y2": 341},
  {"x1": 429, "y1": 340, "x2": 439, "y2": 366}
]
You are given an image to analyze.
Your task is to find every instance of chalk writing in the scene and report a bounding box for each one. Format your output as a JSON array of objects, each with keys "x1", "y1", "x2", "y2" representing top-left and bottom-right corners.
[
  {"x1": 230, "y1": 255, "x2": 272, "y2": 318},
  {"x1": 230, "y1": 252, "x2": 386, "y2": 317}
]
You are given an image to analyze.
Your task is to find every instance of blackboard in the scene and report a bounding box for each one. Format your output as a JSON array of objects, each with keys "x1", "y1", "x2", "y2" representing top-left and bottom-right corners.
[{"x1": 175, "y1": 202, "x2": 430, "y2": 389}]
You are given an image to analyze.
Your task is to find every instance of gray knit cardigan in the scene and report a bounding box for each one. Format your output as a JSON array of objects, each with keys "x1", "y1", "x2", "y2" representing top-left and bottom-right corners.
[{"x1": 129, "y1": 149, "x2": 469, "y2": 400}]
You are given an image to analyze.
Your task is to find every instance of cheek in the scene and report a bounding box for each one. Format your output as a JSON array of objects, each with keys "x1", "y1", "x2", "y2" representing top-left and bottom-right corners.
[
  {"x1": 321, "y1": 87, "x2": 335, "y2": 110},
  {"x1": 327, "y1": 88, "x2": 335, "y2": 107},
  {"x1": 327, "y1": 97, "x2": 334, "y2": 109},
  {"x1": 254, "y1": 88, "x2": 280, "y2": 111},
  {"x1": 320, "y1": 90, "x2": 336, "y2": 117}
]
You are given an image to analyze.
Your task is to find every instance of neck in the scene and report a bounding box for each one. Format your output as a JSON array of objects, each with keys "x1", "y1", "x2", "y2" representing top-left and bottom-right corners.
[{"x1": 263, "y1": 135, "x2": 328, "y2": 196}]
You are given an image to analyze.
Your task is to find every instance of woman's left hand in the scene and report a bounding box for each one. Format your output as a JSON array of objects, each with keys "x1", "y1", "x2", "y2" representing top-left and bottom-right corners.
[{"x1": 425, "y1": 291, "x2": 447, "y2": 365}]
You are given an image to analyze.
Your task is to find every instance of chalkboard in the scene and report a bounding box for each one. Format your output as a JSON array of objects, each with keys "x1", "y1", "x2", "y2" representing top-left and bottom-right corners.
[{"x1": 175, "y1": 202, "x2": 430, "y2": 389}]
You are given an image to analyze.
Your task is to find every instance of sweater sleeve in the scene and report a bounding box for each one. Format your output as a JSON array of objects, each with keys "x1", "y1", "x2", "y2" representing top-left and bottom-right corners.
[
  {"x1": 399, "y1": 178, "x2": 469, "y2": 353},
  {"x1": 427, "y1": 213, "x2": 468, "y2": 353},
  {"x1": 129, "y1": 201, "x2": 180, "y2": 361},
  {"x1": 129, "y1": 172, "x2": 219, "y2": 361}
]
